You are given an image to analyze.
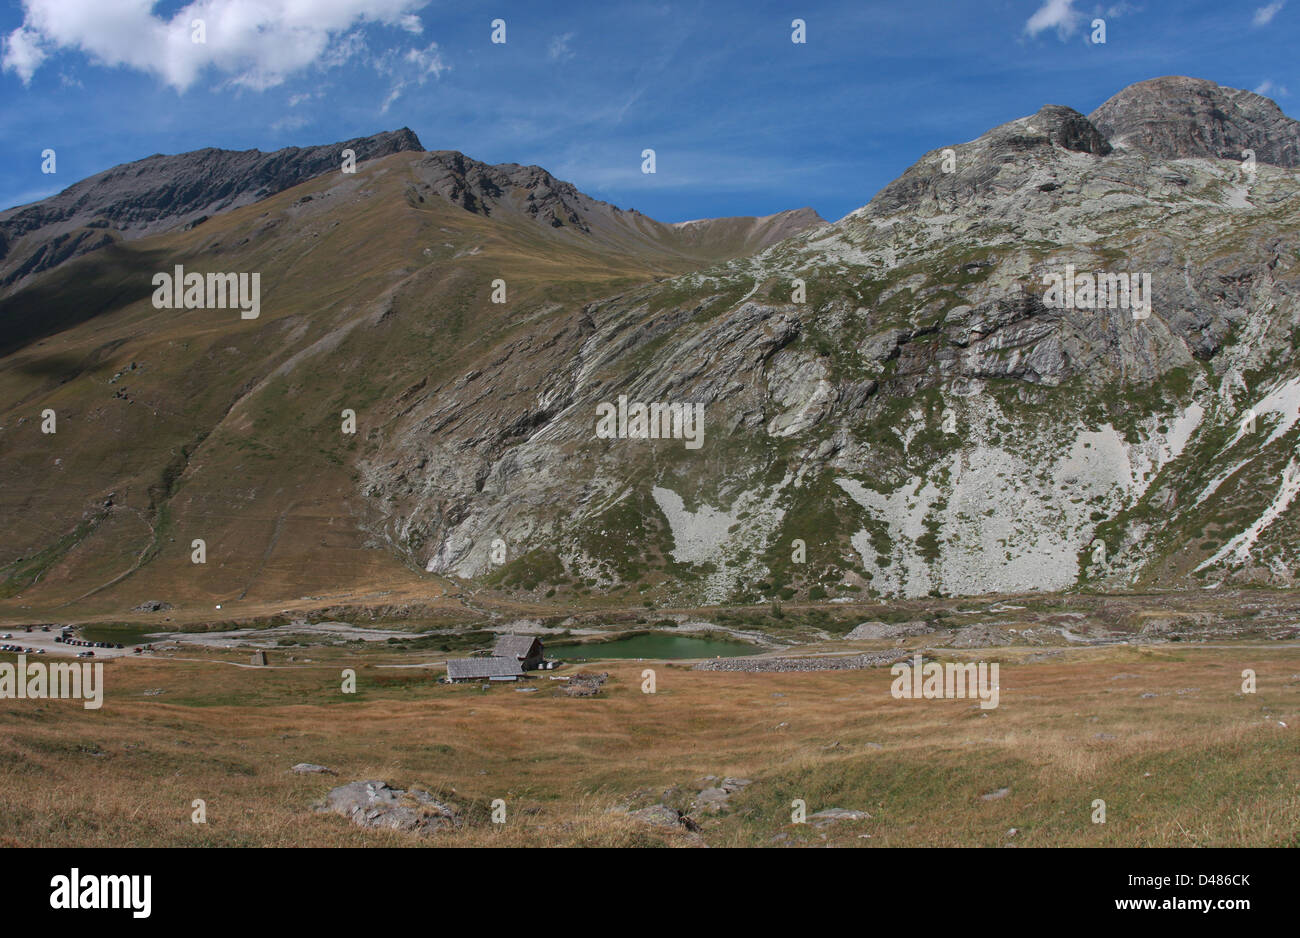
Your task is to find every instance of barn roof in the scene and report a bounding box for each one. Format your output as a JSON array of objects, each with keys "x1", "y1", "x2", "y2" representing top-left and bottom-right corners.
[
  {"x1": 446, "y1": 656, "x2": 524, "y2": 680},
  {"x1": 493, "y1": 634, "x2": 541, "y2": 659}
]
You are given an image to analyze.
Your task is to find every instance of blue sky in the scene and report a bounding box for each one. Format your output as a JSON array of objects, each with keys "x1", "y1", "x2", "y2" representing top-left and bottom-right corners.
[{"x1": 1, "y1": 1, "x2": 1296, "y2": 222}]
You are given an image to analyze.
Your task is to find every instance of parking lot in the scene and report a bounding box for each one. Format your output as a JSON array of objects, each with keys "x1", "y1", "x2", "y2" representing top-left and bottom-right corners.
[{"x1": 0, "y1": 627, "x2": 140, "y2": 659}]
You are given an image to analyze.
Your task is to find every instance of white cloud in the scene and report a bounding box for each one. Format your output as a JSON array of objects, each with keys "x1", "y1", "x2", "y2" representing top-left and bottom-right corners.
[
  {"x1": 1025, "y1": 0, "x2": 1083, "y2": 38},
  {"x1": 2, "y1": 0, "x2": 434, "y2": 91},
  {"x1": 404, "y1": 42, "x2": 447, "y2": 78},
  {"x1": 1254, "y1": 79, "x2": 1289, "y2": 97},
  {"x1": 548, "y1": 32, "x2": 576, "y2": 63},
  {"x1": 2, "y1": 27, "x2": 48, "y2": 84},
  {"x1": 1254, "y1": 2, "x2": 1285, "y2": 26},
  {"x1": 377, "y1": 40, "x2": 446, "y2": 113}
]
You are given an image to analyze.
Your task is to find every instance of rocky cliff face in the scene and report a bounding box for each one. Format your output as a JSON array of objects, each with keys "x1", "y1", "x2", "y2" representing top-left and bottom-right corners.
[
  {"x1": 1090, "y1": 76, "x2": 1300, "y2": 167},
  {"x1": 358, "y1": 77, "x2": 1300, "y2": 602},
  {"x1": 0, "y1": 128, "x2": 424, "y2": 295}
]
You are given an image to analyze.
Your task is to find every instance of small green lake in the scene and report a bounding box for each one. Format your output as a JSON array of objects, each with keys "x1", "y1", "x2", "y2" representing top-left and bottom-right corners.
[
  {"x1": 77, "y1": 625, "x2": 158, "y2": 645},
  {"x1": 547, "y1": 632, "x2": 757, "y2": 660}
]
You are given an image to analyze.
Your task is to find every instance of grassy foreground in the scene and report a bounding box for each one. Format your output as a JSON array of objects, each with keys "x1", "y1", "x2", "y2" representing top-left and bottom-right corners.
[{"x1": 2, "y1": 643, "x2": 1297, "y2": 848}]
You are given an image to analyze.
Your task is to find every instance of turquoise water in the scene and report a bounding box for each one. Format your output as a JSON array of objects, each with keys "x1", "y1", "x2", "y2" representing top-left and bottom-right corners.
[{"x1": 546, "y1": 632, "x2": 756, "y2": 660}]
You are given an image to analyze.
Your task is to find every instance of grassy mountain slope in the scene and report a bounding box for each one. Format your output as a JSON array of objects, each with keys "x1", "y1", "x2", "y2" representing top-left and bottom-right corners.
[{"x1": 0, "y1": 147, "x2": 822, "y2": 618}]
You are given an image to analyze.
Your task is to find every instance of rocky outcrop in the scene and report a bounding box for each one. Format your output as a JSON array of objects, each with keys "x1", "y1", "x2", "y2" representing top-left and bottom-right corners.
[
  {"x1": 409, "y1": 149, "x2": 827, "y2": 256},
  {"x1": 868, "y1": 104, "x2": 1111, "y2": 216},
  {"x1": 692, "y1": 777, "x2": 753, "y2": 815},
  {"x1": 561, "y1": 671, "x2": 609, "y2": 697},
  {"x1": 845, "y1": 621, "x2": 935, "y2": 641},
  {"x1": 1090, "y1": 76, "x2": 1300, "y2": 167},
  {"x1": 808, "y1": 808, "x2": 871, "y2": 827},
  {"x1": 622, "y1": 803, "x2": 702, "y2": 832},
  {"x1": 316, "y1": 780, "x2": 459, "y2": 835},
  {"x1": 291, "y1": 763, "x2": 336, "y2": 775},
  {"x1": 415, "y1": 150, "x2": 594, "y2": 230}
]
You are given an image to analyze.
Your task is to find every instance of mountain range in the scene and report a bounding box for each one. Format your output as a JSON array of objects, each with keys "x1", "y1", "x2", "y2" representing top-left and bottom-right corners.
[{"x1": 2, "y1": 75, "x2": 1298, "y2": 619}]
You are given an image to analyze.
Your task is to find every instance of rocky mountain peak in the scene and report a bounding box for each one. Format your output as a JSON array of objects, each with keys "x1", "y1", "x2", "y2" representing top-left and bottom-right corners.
[
  {"x1": 2, "y1": 127, "x2": 424, "y2": 238},
  {"x1": 1028, "y1": 105, "x2": 1112, "y2": 156},
  {"x1": 865, "y1": 104, "x2": 1111, "y2": 217},
  {"x1": 1089, "y1": 75, "x2": 1300, "y2": 167},
  {"x1": 0, "y1": 127, "x2": 424, "y2": 295},
  {"x1": 414, "y1": 150, "x2": 601, "y2": 231}
]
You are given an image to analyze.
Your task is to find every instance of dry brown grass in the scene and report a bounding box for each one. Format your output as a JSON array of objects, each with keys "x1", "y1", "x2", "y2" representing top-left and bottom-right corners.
[{"x1": 1, "y1": 643, "x2": 1297, "y2": 847}]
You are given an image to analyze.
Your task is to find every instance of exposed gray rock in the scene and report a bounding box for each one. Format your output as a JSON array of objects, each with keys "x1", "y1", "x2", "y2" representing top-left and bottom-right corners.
[
  {"x1": 626, "y1": 803, "x2": 701, "y2": 832},
  {"x1": 412, "y1": 150, "x2": 825, "y2": 252},
  {"x1": 562, "y1": 671, "x2": 608, "y2": 697},
  {"x1": 808, "y1": 808, "x2": 871, "y2": 827},
  {"x1": 869, "y1": 104, "x2": 1110, "y2": 216},
  {"x1": 949, "y1": 624, "x2": 1011, "y2": 649},
  {"x1": 694, "y1": 787, "x2": 732, "y2": 814},
  {"x1": 1090, "y1": 76, "x2": 1300, "y2": 167},
  {"x1": 317, "y1": 780, "x2": 458, "y2": 834},
  {"x1": 291, "y1": 763, "x2": 336, "y2": 775},
  {"x1": 845, "y1": 620, "x2": 935, "y2": 641},
  {"x1": 628, "y1": 804, "x2": 679, "y2": 827}
]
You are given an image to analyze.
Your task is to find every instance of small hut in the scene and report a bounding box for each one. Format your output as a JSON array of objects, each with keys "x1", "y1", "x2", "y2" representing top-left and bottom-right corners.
[
  {"x1": 492, "y1": 634, "x2": 544, "y2": 670},
  {"x1": 446, "y1": 657, "x2": 524, "y2": 682}
]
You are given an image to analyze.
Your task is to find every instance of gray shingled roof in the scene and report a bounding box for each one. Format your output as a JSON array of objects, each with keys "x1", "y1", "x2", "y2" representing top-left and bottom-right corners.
[
  {"x1": 446, "y1": 656, "x2": 524, "y2": 680},
  {"x1": 493, "y1": 634, "x2": 541, "y2": 660}
]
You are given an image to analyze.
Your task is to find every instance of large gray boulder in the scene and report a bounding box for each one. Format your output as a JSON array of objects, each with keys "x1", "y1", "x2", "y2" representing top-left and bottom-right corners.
[
  {"x1": 317, "y1": 780, "x2": 459, "y2": 835},
  {"x1": 846, "y1": 620, "x2": 935, "y2": 641}
]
